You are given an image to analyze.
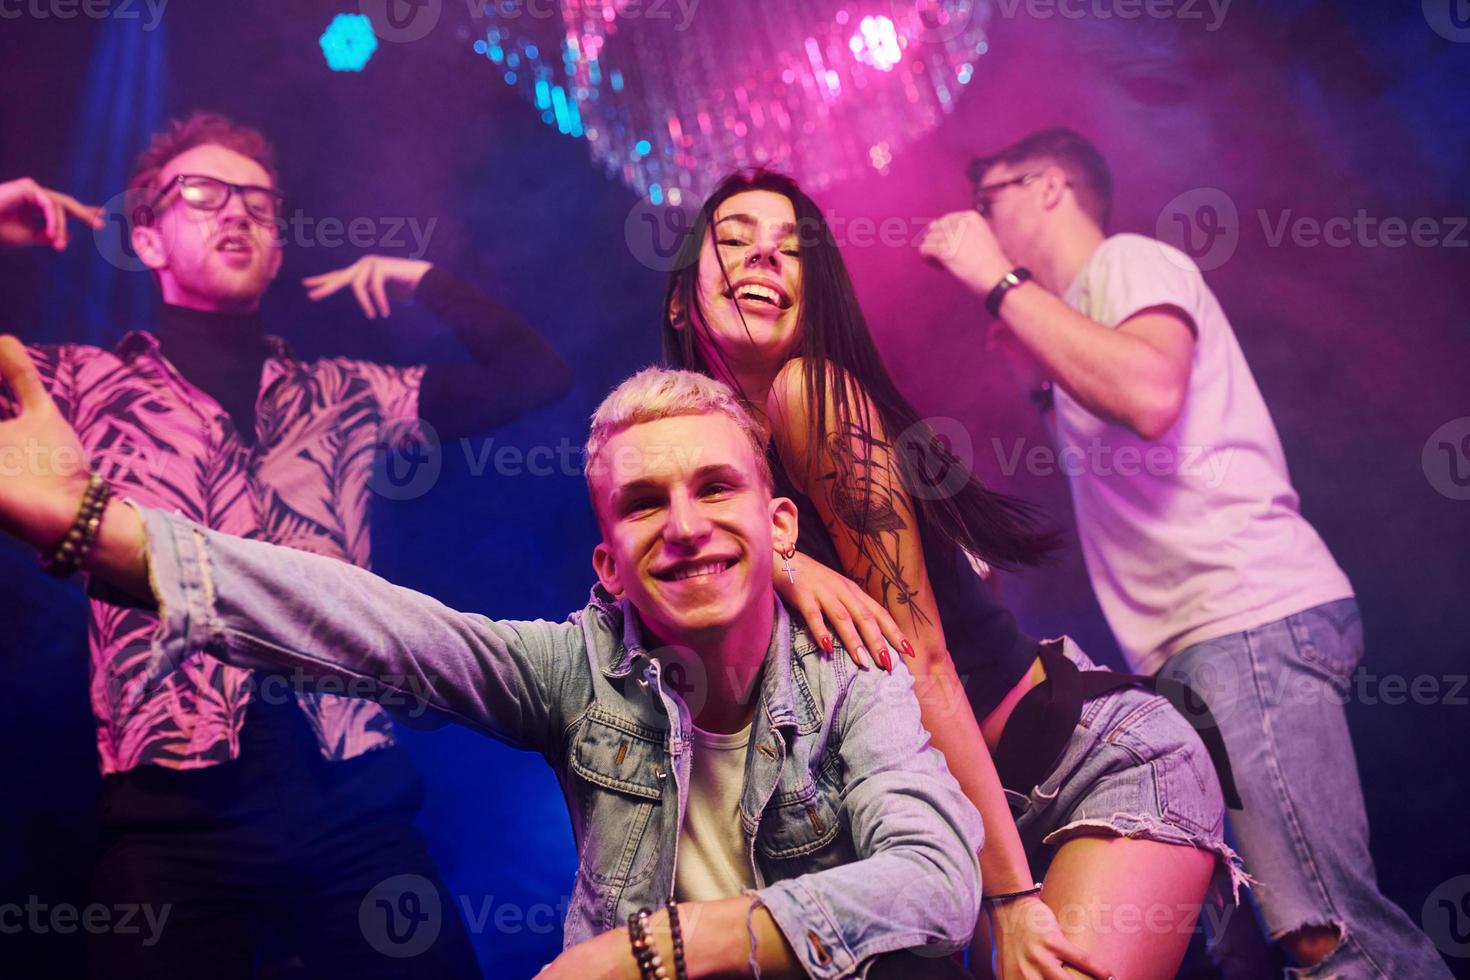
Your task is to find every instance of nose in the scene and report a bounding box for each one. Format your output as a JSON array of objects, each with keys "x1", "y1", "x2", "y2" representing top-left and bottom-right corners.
[
  {"x1": 217, "y1": 189, "x2": 253, "y2": 226},
  {"x1": 663, "y1": 490, "x2": 712, "y2": 548},
  {"x1": 745, "y1": 241, "x2": 782, "y2": 272}
]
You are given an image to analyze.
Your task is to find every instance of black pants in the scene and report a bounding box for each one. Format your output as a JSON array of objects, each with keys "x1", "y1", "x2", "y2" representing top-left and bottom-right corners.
[{"x1": 87, "y1": 694, "x2": 480, "y2": 980}]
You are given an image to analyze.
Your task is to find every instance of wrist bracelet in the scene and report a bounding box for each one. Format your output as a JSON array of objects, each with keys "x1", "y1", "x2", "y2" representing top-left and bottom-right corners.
[
  {"x1": 41, "y1": 474, "x2": 112, "y2": 578},
  {"x1": 983, "y1": 883, "x2": 1043, "y2": 906},
  {"x1": 665, "y1": 900, "x2": 688, "y2": 980},
  {"x1": 984, "y1": 267, "x2": 1033, "y2": 318},
  {"x1": 627, "y1": 908, "x2": 669, "y2": 980}
]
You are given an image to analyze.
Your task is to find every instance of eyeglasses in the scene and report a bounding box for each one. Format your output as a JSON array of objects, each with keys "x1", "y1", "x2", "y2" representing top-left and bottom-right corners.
[
  {"x1": 147, "y1": 174, "x2": 284, "y2": 225},
  {"x1": 972, "y1": 171, "x2": 1042, "y2": 218}
]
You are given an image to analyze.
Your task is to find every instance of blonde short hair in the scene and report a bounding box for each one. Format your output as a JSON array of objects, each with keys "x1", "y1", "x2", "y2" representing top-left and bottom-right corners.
[{"x1": 584, "y1": 367, "x2": 773, "y2": 491}]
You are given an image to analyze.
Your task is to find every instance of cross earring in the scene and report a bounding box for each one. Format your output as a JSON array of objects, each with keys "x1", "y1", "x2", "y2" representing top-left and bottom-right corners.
[{"x1": 778, "y1": 545, "x2": 797, "y2": 584}]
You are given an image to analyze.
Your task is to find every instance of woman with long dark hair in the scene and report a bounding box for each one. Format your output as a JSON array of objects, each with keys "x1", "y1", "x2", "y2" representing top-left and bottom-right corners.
[{"x1": 661, "y1": 170, "x2": 1241, "y2": 980}]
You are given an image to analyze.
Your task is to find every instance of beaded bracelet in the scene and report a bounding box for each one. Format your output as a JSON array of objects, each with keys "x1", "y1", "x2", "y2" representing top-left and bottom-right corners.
[
  {"x1": 41, "y1": 474, "x2": 112, "y2": 578},
  {"x1": 665, "y1": 900, "x2": 688, "y2": 980},
  {"x1": 626, "y1": 908, "x2": 669, "y2": 980}
]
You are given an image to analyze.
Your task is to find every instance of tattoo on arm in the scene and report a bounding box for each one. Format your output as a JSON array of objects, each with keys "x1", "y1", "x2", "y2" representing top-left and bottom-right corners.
[{"x1": 817, "y1": 425, "x2": 933, "y2": 628}]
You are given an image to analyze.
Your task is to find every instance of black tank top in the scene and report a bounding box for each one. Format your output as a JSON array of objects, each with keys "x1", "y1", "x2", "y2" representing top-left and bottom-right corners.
[{"x1": 769, "y1": 444, "x2": 1038, "y2": 721}]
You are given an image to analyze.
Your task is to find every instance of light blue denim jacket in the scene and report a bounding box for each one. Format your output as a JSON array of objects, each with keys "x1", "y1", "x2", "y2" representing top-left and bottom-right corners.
[{"x1": 133, "y1": 507, "x2": 984, "y2": 978}]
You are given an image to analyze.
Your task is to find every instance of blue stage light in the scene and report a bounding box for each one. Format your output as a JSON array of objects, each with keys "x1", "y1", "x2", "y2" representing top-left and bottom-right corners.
[{"x1": 320, "y1": 13, "x2": 378, "y2": 72}]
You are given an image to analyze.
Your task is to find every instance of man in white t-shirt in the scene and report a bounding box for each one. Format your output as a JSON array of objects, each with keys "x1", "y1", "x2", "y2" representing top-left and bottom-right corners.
[{"x1": 920, "y1": 128, "x2": 1450, "y2": 979}]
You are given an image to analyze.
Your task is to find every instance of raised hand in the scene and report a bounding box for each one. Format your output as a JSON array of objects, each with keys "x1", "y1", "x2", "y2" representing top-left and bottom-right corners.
[
  {"x1": 0, "y1": 177, "x2": 105, "y2": 251},
  {"x1": 0, "y1": 336, "x2": 91, "y2": 550},
  {"x1": 919, "y1": 209, "x2": 1014, "y2": 298},
  {"x1": 302, "y1": 255, "x2": 432, "y2": 319}
]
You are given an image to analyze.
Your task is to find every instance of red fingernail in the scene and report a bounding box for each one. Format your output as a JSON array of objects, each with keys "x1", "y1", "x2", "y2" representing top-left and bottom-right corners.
[
  {"x1": 900, "y1": 639, "x2": 915, "y2": 659},
  {"x1": 878, "y1": 648, "x2": 893, "y2": 672},
  {"x1": 820, "y1": 635, "x2": 834, "y2": 655}
]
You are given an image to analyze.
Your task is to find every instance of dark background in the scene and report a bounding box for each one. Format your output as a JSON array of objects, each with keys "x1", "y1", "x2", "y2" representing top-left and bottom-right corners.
[{"x1": 1, "y1": 2, "x2": 1467, "y2": 977}]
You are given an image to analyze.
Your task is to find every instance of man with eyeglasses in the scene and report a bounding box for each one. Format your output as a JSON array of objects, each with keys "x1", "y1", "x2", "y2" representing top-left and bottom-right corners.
[
  {"x1": 0, "y1": 111, "x2": 572, "y2": 978},
  {"x1": 918, "y1": 127, "x2": 1451, "y2": 979}
]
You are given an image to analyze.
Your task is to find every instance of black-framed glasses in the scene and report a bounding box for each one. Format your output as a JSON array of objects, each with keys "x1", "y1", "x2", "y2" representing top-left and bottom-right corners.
[
  {"x1": 971, "y1": 171, "x2": 1042, "y2": 218},
  {"x1": 147, "y1": 174, "x2": 284, "y2": 225}
]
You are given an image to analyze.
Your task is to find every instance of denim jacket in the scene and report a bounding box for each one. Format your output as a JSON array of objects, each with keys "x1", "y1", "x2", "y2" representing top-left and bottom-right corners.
[{"x1": 134, "y1": 507, "x2": 984, "y2": 978}]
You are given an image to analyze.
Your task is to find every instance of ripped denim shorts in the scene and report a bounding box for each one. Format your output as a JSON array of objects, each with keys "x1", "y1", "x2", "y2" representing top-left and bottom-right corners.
[{"x1": 1004, "y1": 637, "x2": 1246, "y2": 897}]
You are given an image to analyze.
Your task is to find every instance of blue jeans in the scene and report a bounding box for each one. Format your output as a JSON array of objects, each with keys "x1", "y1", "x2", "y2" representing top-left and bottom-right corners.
[{"x1": 1160, "y1": 598, "x2": 1452, "y2": 979}]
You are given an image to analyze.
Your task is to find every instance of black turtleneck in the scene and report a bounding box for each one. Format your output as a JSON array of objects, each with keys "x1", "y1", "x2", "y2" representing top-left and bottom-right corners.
[{"x1": 156, "y1": 302, "x2": 272, "y2": 446}]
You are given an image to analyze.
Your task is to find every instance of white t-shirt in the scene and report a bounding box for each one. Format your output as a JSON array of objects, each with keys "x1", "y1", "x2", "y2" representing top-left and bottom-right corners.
[
  {"x1": 1056, "y1": 233, "x2": 1353, "y2": 674},
  {"x1": 675, "y1": 723, "x2": 757, "y2": 903}
]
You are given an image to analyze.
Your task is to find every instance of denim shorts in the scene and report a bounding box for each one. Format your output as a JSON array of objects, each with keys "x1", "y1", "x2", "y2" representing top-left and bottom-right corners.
[{"x1": 1004, "y1": 637, "x2": 1245, "y2": 897}]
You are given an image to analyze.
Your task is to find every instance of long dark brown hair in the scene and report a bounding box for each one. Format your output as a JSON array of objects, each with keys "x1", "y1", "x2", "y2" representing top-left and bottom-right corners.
[{"x1": 660, "y1": 169, "x2": 1058, "y2": 570}]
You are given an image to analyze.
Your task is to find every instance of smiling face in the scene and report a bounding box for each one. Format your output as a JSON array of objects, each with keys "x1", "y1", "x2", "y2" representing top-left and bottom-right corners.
[
  {"x1": 132, "y1": 143, "x2": 283, "y2": 314},
  {"x1": 687, "y1": 189, "x2": 804, "y2": 371},
  {"x1": 589, "y1": 411, "x2": 796, "y2": 648}
]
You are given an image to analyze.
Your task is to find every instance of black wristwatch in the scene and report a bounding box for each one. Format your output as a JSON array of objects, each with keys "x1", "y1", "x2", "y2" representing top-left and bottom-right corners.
[{"x1": 984, "y1": 267, "x2": 1033, "y2": 318}]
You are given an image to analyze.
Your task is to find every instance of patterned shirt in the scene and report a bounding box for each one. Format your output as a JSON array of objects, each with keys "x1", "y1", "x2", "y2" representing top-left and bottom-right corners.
[{"x1": 5, "y1": 332, "x2": 424, "y2": 774}]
